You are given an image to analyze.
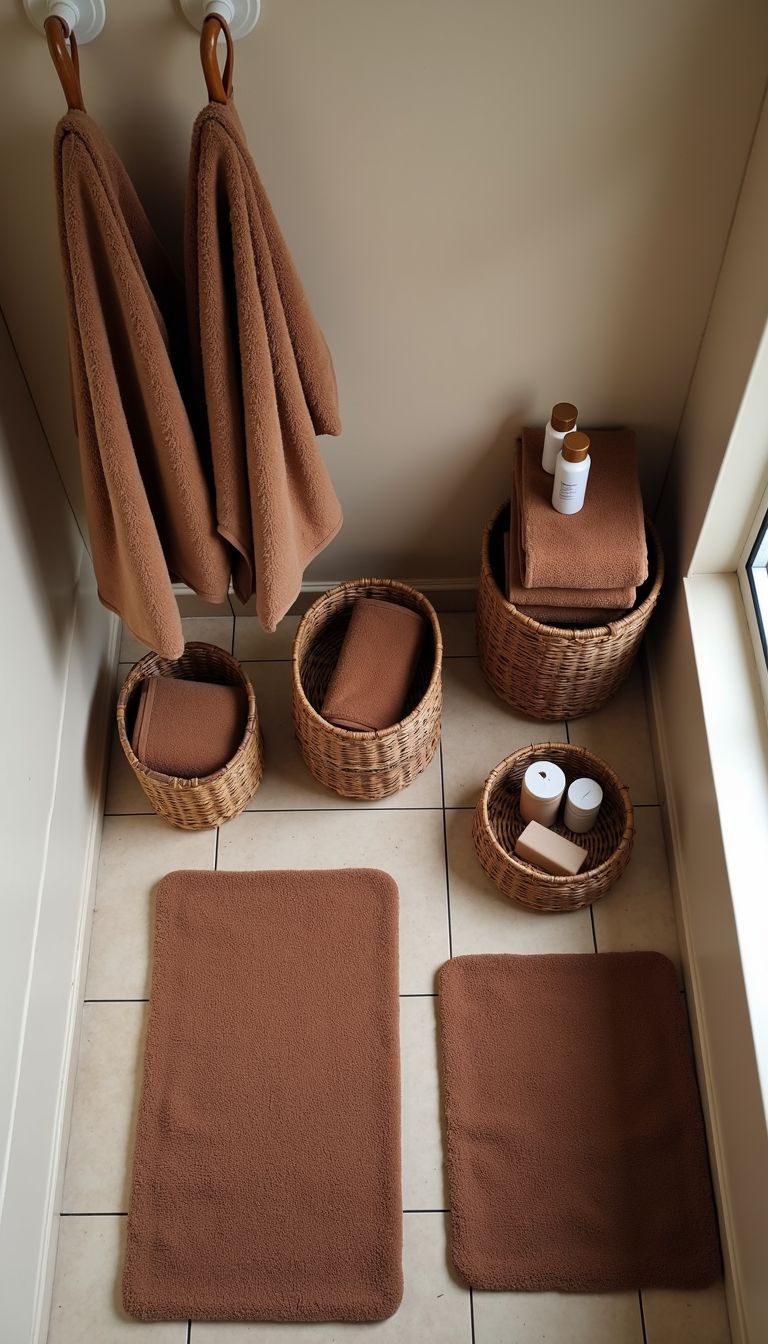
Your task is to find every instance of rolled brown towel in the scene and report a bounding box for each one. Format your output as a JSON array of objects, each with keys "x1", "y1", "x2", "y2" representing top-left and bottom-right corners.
[
  {"x1": 321, "y1": 598, "x2": 426, "y2": 732},
  {"x1": 131, "y1": 677, "x2": 248, "y2": 778}
]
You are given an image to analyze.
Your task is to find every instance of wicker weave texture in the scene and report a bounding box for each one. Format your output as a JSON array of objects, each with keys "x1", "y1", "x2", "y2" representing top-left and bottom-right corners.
[
  {"x1": 473, "y1": 742, "x2": 634, "y2": 912},
  {"x1": 116, "y1": 643, "x2": 262, "y2": 830},
  {"x1": 292, "y1": 579, "x2": 443, "y2": 800},
  {"x1": 476, "y1": 503, "x2": 664, "y2": 720}
]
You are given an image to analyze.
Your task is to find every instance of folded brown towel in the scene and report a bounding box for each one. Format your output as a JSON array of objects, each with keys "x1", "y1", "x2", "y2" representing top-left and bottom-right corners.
[
  {"x1": 186, "y1": 98, "x2": 343, "y2": 633},
  {"x1": 131, "y1": 677, "x2": 247, "y2": 778},
  {"x1": 504, "y1": 518, "x2": 631, "y2": 626},
  {"x1": 516, "y1": 427, "x2": 647, "y2": 592},
  {"x1": 321, "y1": 599, "x2": 426, "y2": 732},
  {"x1": 54, "y1": 112, "x2": 231, "y2": 660}
]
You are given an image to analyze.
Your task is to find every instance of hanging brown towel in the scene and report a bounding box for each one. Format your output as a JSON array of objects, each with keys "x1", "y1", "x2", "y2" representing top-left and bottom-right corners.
[
  {"x1": 54, "y1": 112, "x2": 231, "y2": 659},
  {"x1": 186, "y1": 99, "x2": 343, "y2": 633}
]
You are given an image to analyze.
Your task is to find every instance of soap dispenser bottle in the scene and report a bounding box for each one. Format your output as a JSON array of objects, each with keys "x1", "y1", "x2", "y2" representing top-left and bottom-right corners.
[
  {"x1": 541, "y1": 402, "x2": 578, "y2": 474},
  {"x1": 552, "y1": 431, "x2": 591, "y2": 515}
]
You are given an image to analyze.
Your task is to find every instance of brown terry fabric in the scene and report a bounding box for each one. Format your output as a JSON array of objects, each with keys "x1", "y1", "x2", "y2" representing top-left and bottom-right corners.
[
  {"x1": 123, "y1": 868, "x2": 402, "y2": 1322},
  {"x1": 54, "y1": 112, "x2": 231, "y2": 659},
  {"x1": 186, "y1": 100, "x2": 343, "y2": 633},
  {"x1": 131, "y1": 677, "x2": 247, "y2": 778},
  {"x1": 437, "y1": 953, "x2": 721, "y2": 1292},
  {"x1": 516, "y1": 427, "x2": 647, "y2": 593},
  {"x1": 321, "y1": 598, "x2": 425, "y2": 731},
  {"x1": 503, "y1": 529, "x2": 628, "y2": 626}
]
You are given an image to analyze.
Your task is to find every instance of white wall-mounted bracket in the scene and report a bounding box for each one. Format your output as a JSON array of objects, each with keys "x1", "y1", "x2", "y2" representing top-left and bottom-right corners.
[
  {"x1": 22, "y1": 0, "x2": 105, "y2": 43},
  {"x1": 180, "y1": 0, "x2": 261, "y2": 41}
]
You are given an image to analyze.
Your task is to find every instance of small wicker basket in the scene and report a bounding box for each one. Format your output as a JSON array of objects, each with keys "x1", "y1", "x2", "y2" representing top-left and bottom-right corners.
[
  {"x1": 476, "y1": 502, "x2": 663, "y2": 720},
  {"x1": 116, "y1": 642, "x2": 262, "y2": 830},
  {"x1": 473, "y1": 742, "x2": 634, "y2": 912},
  {"x1": 292, "y1": 579, "x2": 443, "y2": 800}
]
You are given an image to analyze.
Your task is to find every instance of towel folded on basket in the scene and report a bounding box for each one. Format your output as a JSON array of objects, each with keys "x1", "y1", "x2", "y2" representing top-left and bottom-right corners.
[
  {"x1": 131, "y1": 677, "x2": 248, "y2": 778},
  {"x1": 321, "y1": 599, "x2": 426, "y2": 732},
  {"x1": 503, "y1": 531, "x2": 628, "y2": 626}
]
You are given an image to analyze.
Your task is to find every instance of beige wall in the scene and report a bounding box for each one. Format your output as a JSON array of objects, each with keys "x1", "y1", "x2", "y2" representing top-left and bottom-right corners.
[{"x1": 1, "y1": 0, "x2": 767, "y2": 583}]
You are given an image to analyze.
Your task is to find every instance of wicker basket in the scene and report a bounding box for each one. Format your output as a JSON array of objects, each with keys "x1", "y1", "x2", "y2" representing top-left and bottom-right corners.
[
  {"x1": 116, "y1": 642, "x2": 262, "y2": 830},
  {"x1": 476, "y1": 502, "x2": 663, "y2": 719},
  {"x1": 472, "y1": 742, "x2": 634, "y2": 912},
  {"x1": 292, "y1": 579, "x2": 443, "y2": 800}
]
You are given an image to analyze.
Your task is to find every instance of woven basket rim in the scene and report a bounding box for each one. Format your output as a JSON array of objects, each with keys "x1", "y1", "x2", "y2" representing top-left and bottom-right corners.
[
  {"x1": 482, "y1": 503, "x2": 664, "y2": 639},
  {"x1": 116, "y1": 642, "x2": 257, "y2": 789},
  {"x1": 292, "y1": 578, "x2": 443, "y2": 740},
  {"x1": 477, "y1": 741, "x2": 634, "y2": 885}
]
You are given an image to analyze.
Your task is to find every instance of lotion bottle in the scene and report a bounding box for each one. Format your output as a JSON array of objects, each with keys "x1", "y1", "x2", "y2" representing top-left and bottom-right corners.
[
  {"x1": 552, "y1": 431, "x2": 591, "y2": 515},
  {"x1": 541, "y1": 402, "x2": 578, "y2": 474}
]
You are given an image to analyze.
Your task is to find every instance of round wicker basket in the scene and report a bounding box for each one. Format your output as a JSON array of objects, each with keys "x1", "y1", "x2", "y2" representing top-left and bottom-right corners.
[
  {"x1": 476, "y1": 502, "x2": 663, "y2": 720},
  {"x1": 116, "y1": 642, "x2": 262, "y2": 830},
  {"x1": 473, "y1": 742, "x2": 634, "y2": 912},
  {"x1": 292, "y1": 579, "x2": 443, "y2": 800}
]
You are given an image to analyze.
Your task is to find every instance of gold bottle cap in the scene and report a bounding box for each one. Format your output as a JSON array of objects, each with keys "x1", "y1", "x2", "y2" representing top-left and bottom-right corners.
[
  {"x1": 551, "y1": 402, "x2": 578, "y2": 432},
  {"x1": 562, "y1": 431, "x2": 590, "y2": 463}
]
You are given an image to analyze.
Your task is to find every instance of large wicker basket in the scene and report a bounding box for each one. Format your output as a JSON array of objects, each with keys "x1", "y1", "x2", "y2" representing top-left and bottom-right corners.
[
  {"x1": 476, "y1": 502, "x2": 663, "y2": 719},
  {"x1": 116, "y1": 642, "x2": 262, "y2": 830},
  {"x1": 473, "y1": 742, "x2": 634, "y2": 912},
  {"x1": 292, "y1": 579, "x2": 443, "y2": 800}
]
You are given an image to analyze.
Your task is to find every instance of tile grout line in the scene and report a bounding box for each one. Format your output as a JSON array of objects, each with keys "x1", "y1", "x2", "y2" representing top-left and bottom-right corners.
[
  {"x1": 438, "y1": 741, "x2": 453, "y2": 958},
  {"x1": 469, "y1": 1285, "x2": 476, "y2": 1344},
  {"x1": 84, "y1": 998, "x2": 148, "y2": 1004},
  {"x1": 186, "y1": 1319, "x2": 192, "y2": 1343},
  {"x1": 214, "y1": 825, "x2": 221, "y2": 871},
  {"x1": 638, "y1": 1289, "x2": 648, "y2": 1344},
  {"x1": 589, "y1": 905, "x2": 598, "y2": 954}
]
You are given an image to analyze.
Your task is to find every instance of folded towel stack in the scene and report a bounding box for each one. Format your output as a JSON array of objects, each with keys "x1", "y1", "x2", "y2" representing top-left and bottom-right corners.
[
  {"x1": 321, "y1": 599, "x2": 426, "y2": 732},
  {"x1": 131, "y1": 677, "x2": 248, "y2": 778},
  {"x1": 508, "y1": 427, "x2": 647, "y2": 626}
]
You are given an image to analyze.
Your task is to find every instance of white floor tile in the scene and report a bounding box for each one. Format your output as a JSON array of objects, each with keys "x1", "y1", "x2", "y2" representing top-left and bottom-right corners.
[
  {"x1": 567, "y1": 663, "x2": 658, "y2": 804},
  {"x1": 191, "y1": 1212, "x2": 471, "y2": 1342},
  {"x1": 234, "y1": 615, "x2": 300, "y2": 660},
  {"x1": 441, "y1": 659, "x2": 566, "y2": 808},
  {"x1": 86, "y1": 817, "x2": 216, "y2": 1001},
  {"x1": 47, "y1": 1216, "x2": 185, "y2": 1343},
  {"x1": 218, "y1": 810, "x2": 450, "y2": 994},
  {"x1": 473, "y1": 1288, "x2": 644, "y2": 1344},
  {"x1": 445, "y1": 809, "x2": 593, "y2": 955},
  {"x1": 62, "y1": 1003, "x2": 146, "y2": 1214},
  {"x1": 400, "y1": 997, "x2": 444, "y2": 1211},
  {"x1": 242, "y1": 661, "x2": 444, "y2": 811},
  {"x1": 642, "y1": 1286, "x2": 731, "y2": 1344},
  {"x1": 120, "y1": 614, "x2": 234, "y2": 663},
  {"x1": 592, "y1": 806, "x2": 681, "y2": 975},
  {"x1": 439, "y1": 613, "x2": 477, "y2": 657}
]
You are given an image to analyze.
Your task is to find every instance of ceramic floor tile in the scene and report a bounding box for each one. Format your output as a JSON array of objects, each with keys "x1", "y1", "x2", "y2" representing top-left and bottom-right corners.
[
  {"x1": 567, "y1": 662, "x2": 658, "y2": 804},
  {"x1": 441, "y1": 658, "x2": 566, "y2": 808},
  {"x1": 642, "y1": 1285, "x2": 731, "y2": 1344},
  {"x1": 592, "y1": 806, "x2": 681, "y2": 975},
  {"x1": 47, "y1": 1216, "x2": 185, "y2": 1344},
  {"x1": 234, "y1": 615, "x2": 300, "y2": 660},
  {"x1": 218, "y1": 810, "x2": 449, "y2": 994},
  {"x1": 119, "y1": 614, "x2": 234, "y2": 663},
  {"x1": 445, "y1": 808, "x2": 593, "y2": 955},
  {"x1": 439, "y1": 612, "x2": 477, "y2": 657},
  {"x1": 242, "y1": 661, "x2": 444, "y2": 811},
  {"x1": 191, "y1": 1212, "x2": 470, "y2": 1343},
  {"x1": 61, "y1": 1002, "x2": 146, "y2": 1214},
  {"x1": 401, "y1": 996, "x2": 444, "y2": 1211},
  {"x1": 86, "y1": 817, "x2": 216, "y2": 1001},
  {"x1": 105, "y1": 664, "x2": 152, "y2": 815},
  {"x1": 472, "y1": 1288, "x2": 644, "y2": 1344},
  {"x1": 175, "y1": 593, "x2": 234, "y2": 618}
]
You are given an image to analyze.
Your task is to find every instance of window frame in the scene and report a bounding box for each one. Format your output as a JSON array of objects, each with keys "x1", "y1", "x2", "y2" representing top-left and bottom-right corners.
[{"x1": 737, "y1": 477, "x2": 768, "y2": 715}]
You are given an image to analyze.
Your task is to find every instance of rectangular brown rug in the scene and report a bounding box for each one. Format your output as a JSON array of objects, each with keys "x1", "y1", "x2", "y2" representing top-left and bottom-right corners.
[
  {"x1": 123, "y1": 869, "x2": 402, "y2": 1322},
  {"x1": 438, "y1": 952, "x2": 720, "y2": 1292}
]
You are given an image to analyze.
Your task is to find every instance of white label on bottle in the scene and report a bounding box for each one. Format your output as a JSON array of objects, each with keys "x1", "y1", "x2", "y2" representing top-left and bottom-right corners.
[{"x1": 558, "y1": 481, "x2": 578, "y2": 499}]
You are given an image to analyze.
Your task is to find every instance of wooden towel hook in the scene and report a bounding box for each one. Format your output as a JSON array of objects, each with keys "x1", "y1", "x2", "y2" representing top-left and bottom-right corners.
[
  {"x1": 45, "y1": 15, "x2": 85, "y2": 112},
  {"x1": 201, "y1": 14, "x2": 234, "y2": 104}
]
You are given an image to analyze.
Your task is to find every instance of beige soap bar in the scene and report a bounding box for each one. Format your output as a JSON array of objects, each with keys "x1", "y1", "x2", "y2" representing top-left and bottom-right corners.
[{"x1": 514, "y1": 819, "x2": 588, "y2": 876}]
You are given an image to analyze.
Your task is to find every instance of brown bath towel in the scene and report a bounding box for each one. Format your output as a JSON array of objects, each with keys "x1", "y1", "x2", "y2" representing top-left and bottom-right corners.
[
  {"x1": 438, "y1": 953, "x2": 721, "y2": 1292},
  {"x1": 503, "y1": 529, "x2": 629, "y2": 626},
  {"x1": 131, "y1": 676, "x2": 247, "y2": 778},
  {"x1": 186, "y1": 99, "x2": 343, "y2": 633},
  {"x1": 516, "y1": 427, "x2": 647, "y2": 593},
  {"x1": 54, "y1": 112, "x2": 230, "y2": 659},
  {"x1": 321, "y1": 598, "x2": 425, "y2": 731}
]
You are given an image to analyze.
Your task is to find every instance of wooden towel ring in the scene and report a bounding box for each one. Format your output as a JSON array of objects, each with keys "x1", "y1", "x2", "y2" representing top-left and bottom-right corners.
[
  {"x1": 200, "y1": 14, "x2": 234, "y2": 105},
  {"x1": 45, "y1": 15, "x2": 85, "y2": 112}
]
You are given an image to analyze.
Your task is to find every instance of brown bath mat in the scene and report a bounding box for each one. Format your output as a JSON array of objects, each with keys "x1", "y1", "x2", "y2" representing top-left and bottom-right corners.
[
  {"x1": 437, "y1": 953, "x2": 720, "y2": 1292},
  {"x1": 123, "y1": 869, "x2": 402, "y2": 1322}
]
